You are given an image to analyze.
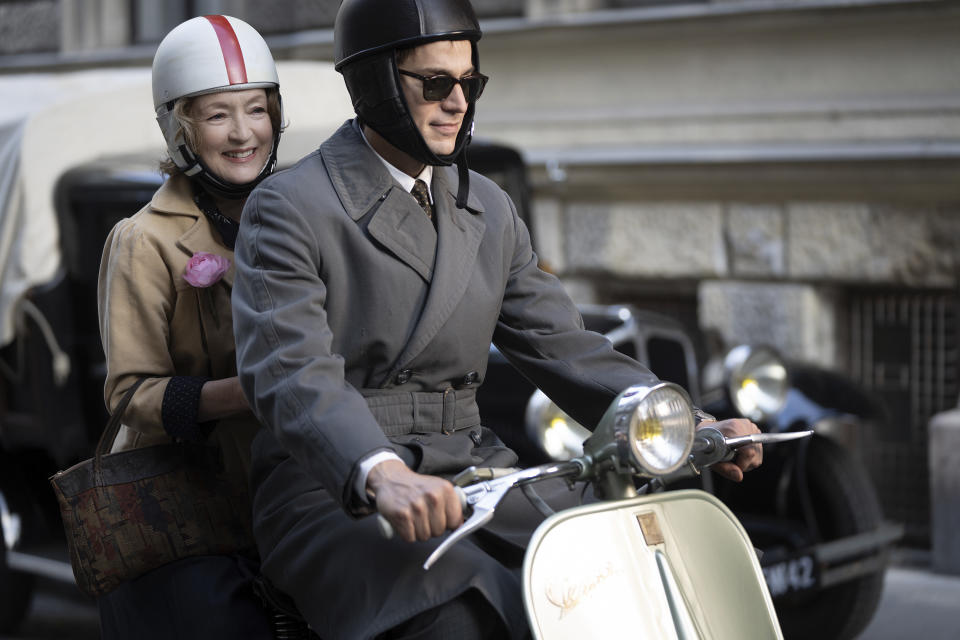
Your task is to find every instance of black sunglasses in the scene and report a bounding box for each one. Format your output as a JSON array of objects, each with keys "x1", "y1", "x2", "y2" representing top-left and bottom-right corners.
[{"x1": 398, "y1": 69, "x2": 489, "y2": 102}]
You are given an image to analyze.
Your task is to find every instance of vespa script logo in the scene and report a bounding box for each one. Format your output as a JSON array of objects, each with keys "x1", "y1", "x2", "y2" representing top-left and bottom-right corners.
[{"x1": 545, "y1": 562, "x2": 617, "y2": 619}]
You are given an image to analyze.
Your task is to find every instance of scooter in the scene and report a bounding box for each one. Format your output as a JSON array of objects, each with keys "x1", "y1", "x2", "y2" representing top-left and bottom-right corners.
[{"x1": 380, "y1": 380, "x2": 812, "y2": 639}]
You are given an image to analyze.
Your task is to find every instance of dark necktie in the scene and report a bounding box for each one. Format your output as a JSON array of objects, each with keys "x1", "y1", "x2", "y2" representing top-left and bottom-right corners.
[{"x1": 411, "y1": 179, "x2": 433, "y2": 219}]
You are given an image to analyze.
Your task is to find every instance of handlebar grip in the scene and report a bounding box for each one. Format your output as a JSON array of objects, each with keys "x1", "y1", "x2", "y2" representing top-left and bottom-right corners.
[
  {"x1": 376, "y1": 486, "x2": 468, "y2": 540},
  {"x1": 690, "y1": 427, "x2": 735, "y2": 468}
]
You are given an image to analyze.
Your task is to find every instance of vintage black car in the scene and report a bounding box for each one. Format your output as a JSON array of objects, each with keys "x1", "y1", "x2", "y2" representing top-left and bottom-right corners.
[{"x1": 0, "y1": 138, "x2": 899, "y2": 639}]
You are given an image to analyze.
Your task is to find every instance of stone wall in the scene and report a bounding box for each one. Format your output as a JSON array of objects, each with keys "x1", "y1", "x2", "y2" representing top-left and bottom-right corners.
[
  {"x1": 544, "y1": 199, "x2": 960, "y2": 284},
  {"x1": 0, "y1": 0, "x2": 59, "y2": 54},
  {"x1": 535, "y1": 196, "x2": 960, "y2": 364},
  {"x1": 787, "y1": 203, "x2": 960, "y2": 287},
  {"x1": 0, "y1": 0, "x2": 527, "y2": 56},
  {"x1": 242, "y1": 0, "x2": 340, "y2": 33},
  {"x1": 698, "y1": 281, "x2": 841, "y2": 365}
]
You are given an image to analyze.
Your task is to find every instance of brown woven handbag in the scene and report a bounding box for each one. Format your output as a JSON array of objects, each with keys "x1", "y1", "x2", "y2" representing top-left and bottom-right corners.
[{"x1": 49, "y1": 378, "x2": 255, "y2": 597}]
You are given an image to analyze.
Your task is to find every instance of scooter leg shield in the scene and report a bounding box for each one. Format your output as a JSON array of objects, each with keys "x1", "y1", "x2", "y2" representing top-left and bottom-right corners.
[{"x1": 522, "y1": 489, "x2": 782, "y2": 640}]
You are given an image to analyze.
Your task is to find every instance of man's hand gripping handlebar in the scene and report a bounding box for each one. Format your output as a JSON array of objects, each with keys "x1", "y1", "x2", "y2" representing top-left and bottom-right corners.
[{"x1": 377, "y1": 463, "x2": 582, "y2": 570}]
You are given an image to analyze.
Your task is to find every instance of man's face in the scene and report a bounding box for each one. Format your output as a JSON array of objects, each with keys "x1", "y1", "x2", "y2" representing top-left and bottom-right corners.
[{"x1": 397, "y1": 40, "x2": 474, "y2": 157}]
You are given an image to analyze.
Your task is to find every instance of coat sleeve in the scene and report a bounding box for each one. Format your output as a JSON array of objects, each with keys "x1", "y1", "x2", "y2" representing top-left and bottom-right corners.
[
  {"x1": 98, "y1": 216, "x2": 176, "y2": 436},
  {"x1": 491, "y1": 193, "x2": 660, "y2": 429},
  {"x1": 232, "y1": 183, "x2": 393, "y2": 516}
]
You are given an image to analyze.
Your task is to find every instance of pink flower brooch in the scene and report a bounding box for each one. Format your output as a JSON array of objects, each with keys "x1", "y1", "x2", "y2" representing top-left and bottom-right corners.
[{"x1": 183, "y1": 252, "x2": 231, "y2": 288}]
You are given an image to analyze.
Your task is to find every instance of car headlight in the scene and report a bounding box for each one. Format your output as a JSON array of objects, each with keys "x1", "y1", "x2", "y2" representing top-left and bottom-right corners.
[
  {"x1": 525, "y1": 391, "x2": 592, "y2": 460},
  {"x1": 724, "y1": 345, "x2": 788, "y2": 422},
  {"x1": 0, "y1": 490, "x2": 22, "y2": 550},
  {"x1": 584, "y1": 382, "x2": 695, "y2": 476}
]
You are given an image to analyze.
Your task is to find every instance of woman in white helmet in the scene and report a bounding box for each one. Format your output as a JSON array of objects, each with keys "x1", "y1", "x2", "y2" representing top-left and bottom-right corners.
[{"x1": 95, "y1": 15, "x2": 282, "y2": 639}]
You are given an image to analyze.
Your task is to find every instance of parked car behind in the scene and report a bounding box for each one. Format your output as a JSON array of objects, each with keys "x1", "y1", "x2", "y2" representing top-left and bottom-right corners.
[{"x1": 478, "y1": 306, "x2": 902, "y2": 640}]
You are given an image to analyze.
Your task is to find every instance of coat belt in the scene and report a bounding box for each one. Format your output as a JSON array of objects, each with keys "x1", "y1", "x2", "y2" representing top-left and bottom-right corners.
[{"x1": 360, "y1": 388, "x2": 481, "y2": 436}]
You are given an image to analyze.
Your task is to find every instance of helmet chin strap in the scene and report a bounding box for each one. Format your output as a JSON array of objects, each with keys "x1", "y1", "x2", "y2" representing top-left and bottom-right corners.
[
  {"x1": 193, "y1": 151, "x2": 275, "y2": 200},
  {"x1": 454, "y1": 121, "x2": 474, "y2": 210}
]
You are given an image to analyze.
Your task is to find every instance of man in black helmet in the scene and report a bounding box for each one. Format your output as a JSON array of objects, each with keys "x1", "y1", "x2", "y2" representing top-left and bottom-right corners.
[{"x1": 232, "y1": 0, "x2": 762, "y2": 637}]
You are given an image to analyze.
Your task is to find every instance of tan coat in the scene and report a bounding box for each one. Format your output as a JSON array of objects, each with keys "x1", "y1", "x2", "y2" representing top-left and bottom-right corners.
[{"x1": 98, "y1": 173, "x2": 258, "y2": 480}]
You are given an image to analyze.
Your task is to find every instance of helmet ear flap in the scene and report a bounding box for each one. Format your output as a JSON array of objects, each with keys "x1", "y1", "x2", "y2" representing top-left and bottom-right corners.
[
  {"x1": 277, "y1": 92, "x2": 289, "y2": 132},
  {"x1": 343, "y1": 53, "x2": 435, "y2": 164},
  {"x1": 341, "y1": 53, "x2": 402, "y2": 121},
  {"x1": 156, "y1": 101, "x2": 201, "y2": 176}
]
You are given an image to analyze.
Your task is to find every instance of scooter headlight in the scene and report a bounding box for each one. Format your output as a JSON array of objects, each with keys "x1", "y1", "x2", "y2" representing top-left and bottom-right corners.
[
  {"x1": 628, "y1": 384, "x2": 696, "y2": 475},
  {"x1": 724, "y1": 345, "x2": 788, "y2": 422},
  {"x1": 525, "y1": 391, "x2": 591, "y2": 460},
  {"x1": 585, "y1": 382, "x2": 695, "y2": 476}
]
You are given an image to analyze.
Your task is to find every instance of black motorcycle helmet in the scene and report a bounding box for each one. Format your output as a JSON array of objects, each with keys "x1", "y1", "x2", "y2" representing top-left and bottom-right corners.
[{"x1": 334, "y1": 0, "x2": 483, "y2": 208}]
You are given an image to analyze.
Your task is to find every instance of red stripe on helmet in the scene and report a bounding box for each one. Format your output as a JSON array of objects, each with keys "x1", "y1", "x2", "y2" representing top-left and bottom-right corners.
[{"x1": 204, "y1": 15, "x2": 248, "y2": 85}]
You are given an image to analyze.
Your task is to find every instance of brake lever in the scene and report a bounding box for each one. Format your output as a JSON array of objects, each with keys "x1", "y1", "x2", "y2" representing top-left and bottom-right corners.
[
  {"x1": 421, "y1": 497, "x2": 496, "y2": 570},
  {"x1": 422, "y1": 466, "x2": 551, "y2": 570}
]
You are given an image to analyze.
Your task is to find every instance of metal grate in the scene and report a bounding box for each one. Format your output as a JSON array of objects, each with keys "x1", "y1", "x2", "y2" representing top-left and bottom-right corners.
[{"x1": 849, "y1": 291, "x2": 960, "y2": 546}]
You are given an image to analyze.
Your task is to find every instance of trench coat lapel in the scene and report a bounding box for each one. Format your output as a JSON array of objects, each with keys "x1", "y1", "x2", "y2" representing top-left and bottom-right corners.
[
  {"x1": 395, "y1": 165, "x2": 486, "y2": 367},
  {"x1": 322, "y1": 121, "x2": 437, "y2": 282},
  {"x1": 366, "y1": 190, "x2": 437, "y2": 282},
  {"x1": 153, "y1": 176, "x2": 236, "y2": 287},
  {"x1": 322, "y1": 120, "x2": 487, "y2": 366}
]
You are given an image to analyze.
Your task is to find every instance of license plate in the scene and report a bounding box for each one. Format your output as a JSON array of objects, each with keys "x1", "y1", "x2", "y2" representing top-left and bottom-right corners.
[{"x1": 761, "y1": 552, "x2": 820, "y2": 598}]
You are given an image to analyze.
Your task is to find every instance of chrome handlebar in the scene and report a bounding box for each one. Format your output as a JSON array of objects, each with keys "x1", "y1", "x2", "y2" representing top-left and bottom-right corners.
[
  {"x1": 690, "y1": 427, "x2": 813, "y2": 466},
  {"x1": 378, "y1": 430, "x2": 812, "y2": 569}
]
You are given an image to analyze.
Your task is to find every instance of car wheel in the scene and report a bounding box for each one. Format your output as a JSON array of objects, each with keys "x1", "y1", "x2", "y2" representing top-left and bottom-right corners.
[
  {"x1": 0, "y1": 488, "x2": 35, "y2": 633},
  {"x1": 0, "y1": 553, "x2": 34, "y2": 633},
  {"x1": 775, "y1": 435, "x2": 885, "y2": 640}
]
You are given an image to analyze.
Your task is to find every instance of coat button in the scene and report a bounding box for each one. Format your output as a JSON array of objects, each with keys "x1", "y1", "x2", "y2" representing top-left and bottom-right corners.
[
  {"x1": 460, "y1": 371, "x2": 478, "y2": 386},
  {"x1": 395, "y1": 369, "x2": 412, "y2": 384}
]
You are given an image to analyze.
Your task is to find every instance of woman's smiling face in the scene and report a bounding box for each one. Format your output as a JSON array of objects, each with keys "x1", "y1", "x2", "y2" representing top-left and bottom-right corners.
[{"x1": 193, "y1": 88, "x2": 273, "y2": 185}]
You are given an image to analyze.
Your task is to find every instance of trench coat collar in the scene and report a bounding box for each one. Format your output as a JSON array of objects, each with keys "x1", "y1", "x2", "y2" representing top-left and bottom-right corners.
[
  {"x1": 321, "y1": 119, "x2": 488, "y2": 366},
  {"x1": 151, "y1": 174, "x2": 236, "y2": 287},
  {"x1": 322, "y1": 120, "x2": 486, "y2": 221},
  {"x1": 322, "y1": 119, "x2": 486, "y2": 284}
]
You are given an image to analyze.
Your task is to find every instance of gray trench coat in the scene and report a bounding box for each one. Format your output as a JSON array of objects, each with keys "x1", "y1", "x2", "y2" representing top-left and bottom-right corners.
[{"x1": 232, "y1": 120, "x2": 657, "y2": 638}]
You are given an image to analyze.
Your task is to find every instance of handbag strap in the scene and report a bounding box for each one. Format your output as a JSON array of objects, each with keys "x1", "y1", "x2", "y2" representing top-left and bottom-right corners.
[{"x1": 93, "y1": 378, "x2": 149, "y2": 482}]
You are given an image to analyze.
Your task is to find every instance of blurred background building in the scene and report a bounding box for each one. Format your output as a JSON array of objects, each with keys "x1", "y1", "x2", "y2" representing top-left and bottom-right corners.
[{"x1": 2, "y1": 0, "x2": 959, "y2": 546}]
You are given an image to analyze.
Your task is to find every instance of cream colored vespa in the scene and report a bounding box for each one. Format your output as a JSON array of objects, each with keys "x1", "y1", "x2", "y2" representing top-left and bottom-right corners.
[{"x1": 401, "y1": 382, "x2": 812, "y2": 640}]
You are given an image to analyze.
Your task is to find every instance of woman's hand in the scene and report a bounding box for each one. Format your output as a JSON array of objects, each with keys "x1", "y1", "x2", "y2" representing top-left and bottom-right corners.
[{"x1": 197, "y1": 376, "x2": 251, "y2": 422}]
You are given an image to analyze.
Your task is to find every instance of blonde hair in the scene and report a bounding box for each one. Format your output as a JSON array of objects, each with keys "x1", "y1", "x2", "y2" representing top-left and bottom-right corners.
[{"x1": 160, "y1": 87, "x2": 283, "y2": 176}]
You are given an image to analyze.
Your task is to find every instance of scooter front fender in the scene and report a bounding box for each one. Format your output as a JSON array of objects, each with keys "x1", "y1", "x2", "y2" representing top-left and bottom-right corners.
[{"x1": 523, "y1": 489, "x2": 782, "y2": 640}]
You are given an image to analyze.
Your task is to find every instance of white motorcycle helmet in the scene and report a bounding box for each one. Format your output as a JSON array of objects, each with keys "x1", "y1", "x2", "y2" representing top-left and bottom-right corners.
[{"x1": 152, "y1": 15, "x2": 283, "y2": 198}]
